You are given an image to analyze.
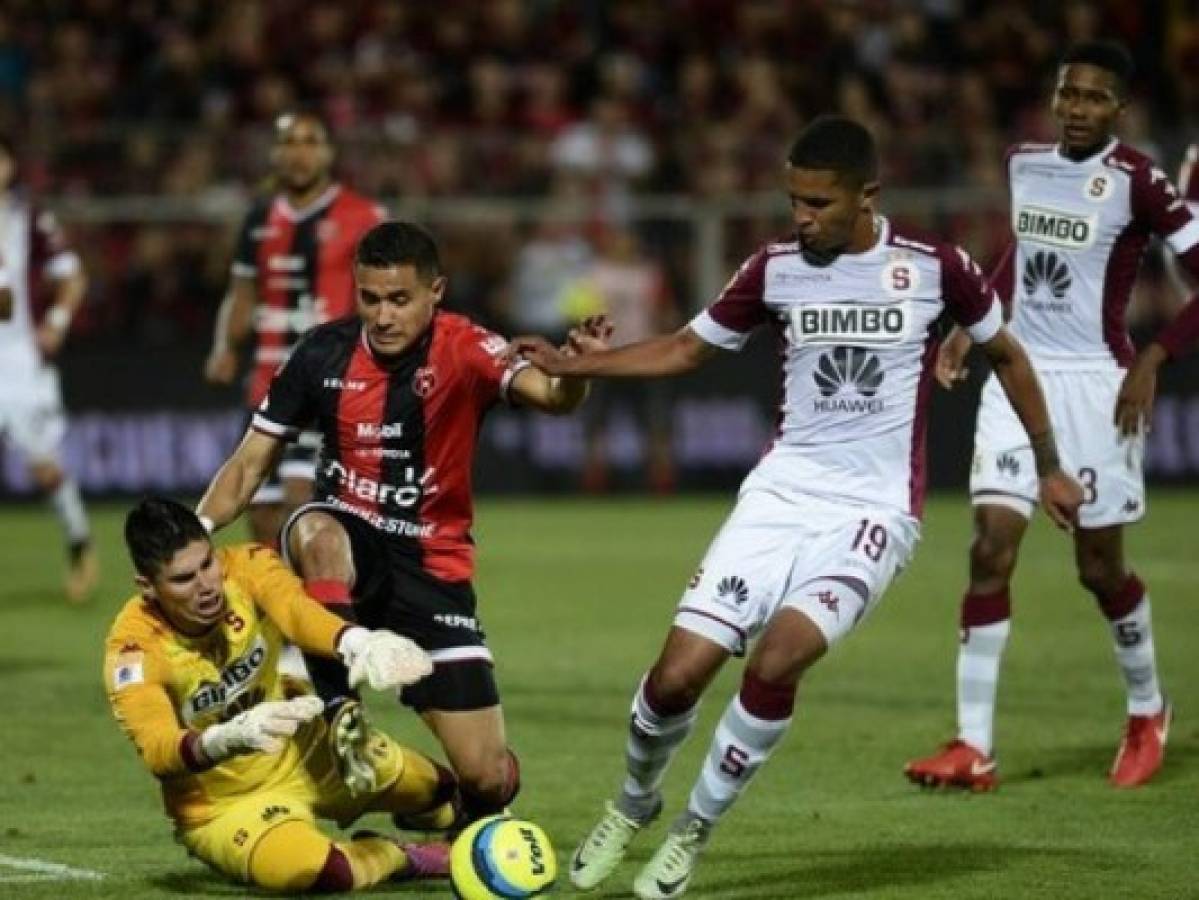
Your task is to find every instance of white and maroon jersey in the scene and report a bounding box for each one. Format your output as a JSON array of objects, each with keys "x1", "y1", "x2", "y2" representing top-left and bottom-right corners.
[
  {"x1": 995, "y1": 139, "x2": 1199, "y2": 369},
  {"x1": 690, "y1": 217, "x2": 1002, "y2": 518},
  {"x1": 0, "y1": 190, "x2": 81, "y2": 378},
  {"x1": 252, "y1": 311, "x2": 528, "y2": 582}
]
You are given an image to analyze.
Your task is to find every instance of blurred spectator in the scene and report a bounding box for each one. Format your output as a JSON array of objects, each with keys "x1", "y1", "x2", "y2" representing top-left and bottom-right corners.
[
  {"x1": 500, "y1": 181, "x2": 595, "y2": 342},
  {"x1": 0, "y1": 0, "x2": 1185, "y2": 349},
  {"x1": 579, "y1": 224, "x2": 678, "y2": 493}
]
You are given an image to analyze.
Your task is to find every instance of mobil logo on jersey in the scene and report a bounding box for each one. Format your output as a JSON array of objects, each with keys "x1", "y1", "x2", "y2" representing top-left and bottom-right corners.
[
  {"x1": 789, "y1": 301, "x2": 909, "y2": 348},
  {"x1": 1014, "y1": 203, "x2": 1095, "y2": 250}
]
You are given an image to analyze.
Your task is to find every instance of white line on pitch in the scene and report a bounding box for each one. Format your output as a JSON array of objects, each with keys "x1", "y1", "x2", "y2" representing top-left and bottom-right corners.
[{"x1": 0, "y1": 854, "x2": 104, "y2": 882}]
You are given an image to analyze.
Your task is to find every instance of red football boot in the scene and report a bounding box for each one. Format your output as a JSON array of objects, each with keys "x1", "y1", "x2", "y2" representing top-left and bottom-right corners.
[
  {"x1": 904, "y1": 739, "x2": 998, "y2": 791},
  {"x1": 1110, "y1": 701, "x2": 1172, "y2": 788}
]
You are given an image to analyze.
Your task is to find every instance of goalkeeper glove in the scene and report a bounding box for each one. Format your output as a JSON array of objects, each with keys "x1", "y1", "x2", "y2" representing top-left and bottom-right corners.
[
  {"x1": 337, "y1": 627, "x2": 433, "y2": 691},
  {"x1": 199, "y1": 695, "x2": 324, "y2": 761}
]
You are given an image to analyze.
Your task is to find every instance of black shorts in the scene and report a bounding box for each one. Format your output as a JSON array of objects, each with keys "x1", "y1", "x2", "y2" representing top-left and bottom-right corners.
[{"x1": 283, "y1": 502, "x2": 499, "y2": 713}]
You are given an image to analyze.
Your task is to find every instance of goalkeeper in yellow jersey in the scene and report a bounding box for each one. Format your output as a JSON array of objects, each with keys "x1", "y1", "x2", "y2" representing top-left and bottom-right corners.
[{"x1": 104, "y1": 497, "x2": 456, "y2": 893}]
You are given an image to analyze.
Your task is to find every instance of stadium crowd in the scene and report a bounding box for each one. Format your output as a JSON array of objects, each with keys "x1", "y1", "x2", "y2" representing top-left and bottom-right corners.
[{"x1": 0, "y1": 0, "x2": 1193, "y2": 349}]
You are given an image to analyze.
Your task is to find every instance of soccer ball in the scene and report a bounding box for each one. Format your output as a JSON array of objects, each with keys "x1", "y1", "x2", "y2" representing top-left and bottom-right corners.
[{"x1": 450, "y1": 814, "x2": 557, "y2": 899}]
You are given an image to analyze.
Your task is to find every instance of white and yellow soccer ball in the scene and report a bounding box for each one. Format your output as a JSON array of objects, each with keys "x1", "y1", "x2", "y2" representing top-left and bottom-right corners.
[{"x1": 450, "y1": 814, "x2": 557, "y2": 899}]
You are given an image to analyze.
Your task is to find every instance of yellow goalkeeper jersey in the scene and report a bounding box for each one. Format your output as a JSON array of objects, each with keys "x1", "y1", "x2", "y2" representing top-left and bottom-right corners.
[{"x1": 103, "y1": 543, "x2": 345, "y2": 828}]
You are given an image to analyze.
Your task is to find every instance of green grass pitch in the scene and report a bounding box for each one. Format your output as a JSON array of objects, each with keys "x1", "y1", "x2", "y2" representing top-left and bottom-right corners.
[{"x1": 0, "y1": 492, "x2": 1196, "y2": 898}]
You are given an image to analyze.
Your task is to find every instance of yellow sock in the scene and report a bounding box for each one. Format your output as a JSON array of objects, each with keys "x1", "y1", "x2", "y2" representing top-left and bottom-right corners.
[{"x1": 341, "y1": 836, "x2": 407, "y2": 888}]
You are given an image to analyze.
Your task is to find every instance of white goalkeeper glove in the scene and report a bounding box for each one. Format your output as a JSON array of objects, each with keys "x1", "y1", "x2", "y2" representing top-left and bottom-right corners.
[
  {"x1": 199, "y1": 695, "x2": 325, "y2": 761},
  {"x1": 337, "y1": 626, "x2": 433, "y2": 691}
]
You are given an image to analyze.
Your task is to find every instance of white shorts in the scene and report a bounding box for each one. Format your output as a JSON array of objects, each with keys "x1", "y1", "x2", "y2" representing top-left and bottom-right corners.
[
  {"x1": 674, "y1": 479, "x2": 920, "y2": 654},
  {"x1": 0, "y1": 366, "x2": 66, "y2": 464},
  {"x1": 970, "y1": 370, "x2": 1145, "y2": 528}
]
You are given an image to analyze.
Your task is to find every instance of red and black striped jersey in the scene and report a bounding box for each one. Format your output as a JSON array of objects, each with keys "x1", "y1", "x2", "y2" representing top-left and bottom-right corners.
[
  {"x1": 231, "y1": 183, "x2": 385, "y2": 406},
  {"x1": 251, "y1": 311, "x2": 528, "y2": 582}
]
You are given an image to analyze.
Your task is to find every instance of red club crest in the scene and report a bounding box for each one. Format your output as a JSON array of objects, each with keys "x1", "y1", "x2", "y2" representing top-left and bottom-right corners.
[{"x1": 413, "y1": 366, "x2": 436, "y2": 397}]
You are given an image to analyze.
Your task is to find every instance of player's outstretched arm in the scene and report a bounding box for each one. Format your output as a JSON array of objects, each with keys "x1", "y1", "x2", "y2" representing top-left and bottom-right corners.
[
  {"x1": 979, "y1": 327, "x2": 1082, "y2": 530},
  {"x1": 243, "y1": 545, "x2": 434, "y2": 690},
  {"x1": 196, "y1": 430, "x2": 284, "y2": 531},
  {"x1": 205, "y1": 278, "x2": 257, "y2": 385},
  {"x1": 512, "y1": 324, "x2": 717, "y2": 380}
]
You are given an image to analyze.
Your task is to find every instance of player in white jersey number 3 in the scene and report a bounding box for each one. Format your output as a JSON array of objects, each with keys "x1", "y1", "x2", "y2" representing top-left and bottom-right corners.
[
  {"x1": 513, "y1": 116, "x2": 1082, "y2": 900},
  {"x1": 906, "y1": 41, "x2": 1199, "y2": 793}
]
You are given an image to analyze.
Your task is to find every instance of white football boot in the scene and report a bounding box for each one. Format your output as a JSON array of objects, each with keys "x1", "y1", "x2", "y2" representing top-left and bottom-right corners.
[
  {"x1": 632, "y1": 815, "x2": 710, "y2": 899},
  {"x1": 569, "y1": 796, "x2": 661, "y2": 890}
]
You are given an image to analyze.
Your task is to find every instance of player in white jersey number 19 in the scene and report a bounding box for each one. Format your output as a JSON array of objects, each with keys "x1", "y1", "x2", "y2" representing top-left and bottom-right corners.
[{"x1": 513, "y1": 116, "x2": 1081, "y2": 899}]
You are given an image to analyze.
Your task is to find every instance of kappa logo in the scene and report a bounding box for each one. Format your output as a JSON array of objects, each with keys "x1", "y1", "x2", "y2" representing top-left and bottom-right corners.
[
  {"x1": 813, "y1": 347, "x2": 884, "y2": 400},
  {"x1": 814, "y1": 590, "x2": 839, "y2": 617},
  {"x1": 413, "y1": 366, "x2": 436, "y2": 397},
  {"x1": 1022, "y1": 250, "x2": 1071, "y2": 300},
  {"x1": 996, "y1": 452, "x2": 1021, "y2": 477},
  {"x1": 1122, "y1": 498, "x2": 1141, "y2": 514},
  {"x1": 715, "y1": 575, "x2": 749, "y2": 606}
]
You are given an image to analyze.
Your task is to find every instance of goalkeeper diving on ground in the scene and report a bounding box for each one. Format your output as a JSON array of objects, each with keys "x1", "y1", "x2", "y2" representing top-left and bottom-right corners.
[{"x1": 103, "y1": 497, "x2": 455, "y2": 892}]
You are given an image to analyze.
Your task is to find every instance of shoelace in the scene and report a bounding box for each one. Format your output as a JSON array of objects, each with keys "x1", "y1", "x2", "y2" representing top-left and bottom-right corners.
[
  {"x1": 662, "y1": 822, "x2": 706, "y2": 871},
  {"x1": 590, "y1": 807, "x2": 633, "y2": 847}
]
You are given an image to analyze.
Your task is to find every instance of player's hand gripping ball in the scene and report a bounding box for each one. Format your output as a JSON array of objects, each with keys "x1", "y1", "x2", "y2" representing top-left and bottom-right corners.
[{"x1": 450, "y1": 815, "x2": 557, "y2": 899}]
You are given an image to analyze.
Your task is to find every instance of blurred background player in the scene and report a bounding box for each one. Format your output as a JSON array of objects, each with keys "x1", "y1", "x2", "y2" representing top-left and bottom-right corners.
[
  {"x1": 513, "y1": 116, "x2": 1081, "y2": 900},
  {"x1": 578, "y1": 225, "x2": 679, "y2": 493},
  {"x1": 1168, "y1": 140, "x2": 1199, "y2": 296},
  {"x1": 204, "y1": 111, "x2": 385, "y2": 545},
  {"x1": 196, "y1": 222, "x2": 603, "y2": 827},
  {"x1": 105, "y1": 497, "x2": 454, "y2": 893},
  {"x1": 906, "y1": 41, "x2": 1199, "y2": 792},
  {"x1": 0, "y1": 131, "x2": 95, "y2": 601}
]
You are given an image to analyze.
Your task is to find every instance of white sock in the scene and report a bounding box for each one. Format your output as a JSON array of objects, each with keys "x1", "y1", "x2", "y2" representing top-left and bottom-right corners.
[
  {"x1": 957, "y1": 620, "x2": 1010, "y2": 756},
  {"x1": 49, "y1": 479, "x2": 90, "y2": 547},
  {"x1": 1108, "y1": 597, "x2": 1163, "y2": 717},
  {"x1": 618, "y1": 676, "x2": 698, "y2": 820},
  {"x1": 687, "y1": 695, "x2": 789, "y2": 825}
]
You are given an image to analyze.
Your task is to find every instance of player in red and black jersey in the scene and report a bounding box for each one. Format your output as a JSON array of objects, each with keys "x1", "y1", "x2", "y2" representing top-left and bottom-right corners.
[
  {"x1": 197, "y1": 221, "x2": 603, "y2": 825},
  {"x1": 204, "y1": 111, "x2": 385, "y2": 544}
]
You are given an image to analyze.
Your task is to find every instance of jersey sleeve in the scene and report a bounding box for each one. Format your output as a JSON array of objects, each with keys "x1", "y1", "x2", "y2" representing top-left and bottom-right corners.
[
  {"x1": 31, "y1": 205, "x2": 81, "y2": 281},
  {"x1": 1131, "y1": 161, "x2": 1199, "y2": 256},
  {"x1": 461, "y1": 323, "x2": 530, "y2": 406},
  {"x1": 226, "y1": 545, "x2": 346, "y2": 655},
  {"x1": 939, "y1": 244, "x2": 1003, "y2": 343},
  {"x1": 986, "y1": 240, "x2": 1016, "y2": 317},
  {"x1": 231, "y1": 204, "x2": 264, "y2": 279},
  {"x1": 104, "y1": 629, "x2": 195, "y2": 778},
  {"x1": 1182, "y1": 145, "x2": 1199, "y2": 212},
  {"x1": 688, "y1": 248, "x2": 770, "y2": 351},
  {"x1": 251, "y1": 331, "x2": 318, "y2": 439}
]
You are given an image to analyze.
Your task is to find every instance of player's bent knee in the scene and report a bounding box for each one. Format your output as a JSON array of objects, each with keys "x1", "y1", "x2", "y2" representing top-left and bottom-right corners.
[
  {"x1": 969, "y1": 534, "x2": 1018, "y2": 582},
  {"x1": 646, "y1": 662, "x2": 706, "y2": 714},
  {"x1": 248, "y1": 820, "x2": 340, "y2": 893},
  {"x1": 1077, "y1": 564, "x2": 1124, "y2": 601}
]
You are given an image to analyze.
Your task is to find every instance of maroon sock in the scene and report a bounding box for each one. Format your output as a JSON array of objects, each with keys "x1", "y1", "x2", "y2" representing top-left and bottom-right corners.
[
  {"x1": 960, "y1": 588, "x2": 1011, "y2": 629},
  {"x1": 739, "y1": 669, "x2": 797, "y2": 720},
  {"x1": 1097, "y1": 573, "x2": 1145, "y2": 621}
]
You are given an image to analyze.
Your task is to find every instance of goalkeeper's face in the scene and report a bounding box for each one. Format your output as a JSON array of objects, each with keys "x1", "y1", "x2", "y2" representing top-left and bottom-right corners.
[{"x1": 137, "y1": 539, "x2": 227, "y2": 636}]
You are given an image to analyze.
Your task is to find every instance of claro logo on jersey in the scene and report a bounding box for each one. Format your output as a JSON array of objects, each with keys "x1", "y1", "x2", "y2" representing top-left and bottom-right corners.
[
  {"x1": 182, "y1": 635, "x2": 269, "y2": 725},
  {"x1": 789, "y1": 303, "x2": 908, "y2": 347},
  {"x1": 324, "y1": 459, "x2": 434, "y2": 509},
  {"x1": 1014, "y1": 204, "x2": 1095, "y2": 250}
]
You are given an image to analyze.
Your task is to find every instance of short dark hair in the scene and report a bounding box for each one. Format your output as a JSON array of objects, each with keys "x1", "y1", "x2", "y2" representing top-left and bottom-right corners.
[
  {"x1": 787, "y1": 115, "x2": 878, "y2": 188},
  {"x1": 125, "y1": 497, "x2": 209, "y2": 577},
  {"x1": 1060, "y1": 41, "x2": 1134, "y2": 95},
  {"x1": 274, "y1": 109, "x2": 331, "y2": 142},
  {"x1": 354, "y1": 221, "x2": 442, "y2": 282}
]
